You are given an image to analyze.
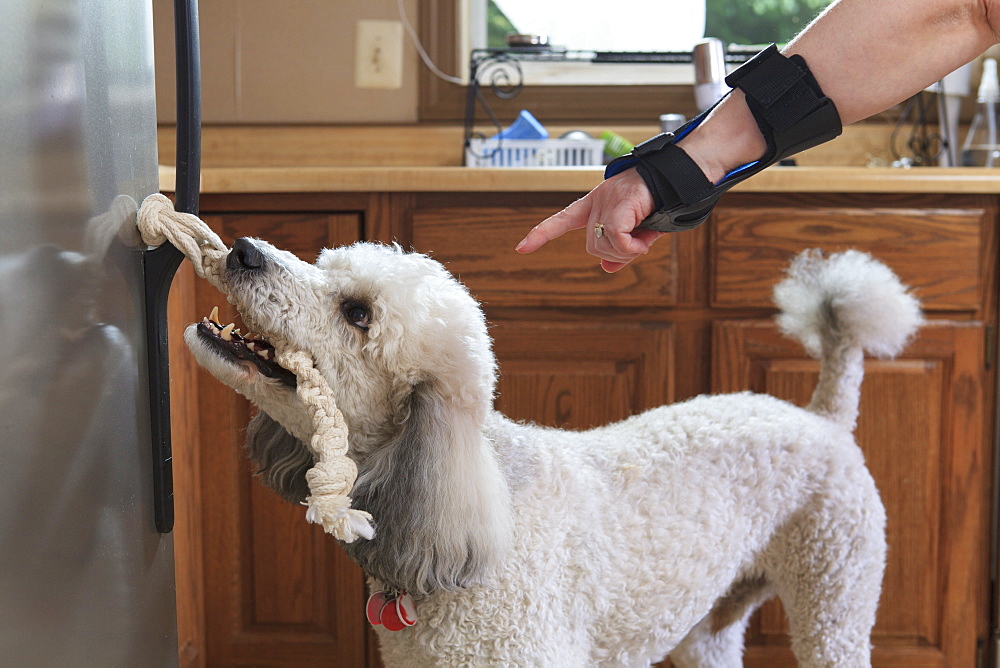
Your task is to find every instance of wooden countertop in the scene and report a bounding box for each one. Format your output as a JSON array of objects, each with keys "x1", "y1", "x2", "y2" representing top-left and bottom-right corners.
[
  {"x1": 158, "y1": 164, "x2": 1000, "y2": 195},
  {"x1": 156, "y1": 125, "x2": 1000, "y2": 195}
]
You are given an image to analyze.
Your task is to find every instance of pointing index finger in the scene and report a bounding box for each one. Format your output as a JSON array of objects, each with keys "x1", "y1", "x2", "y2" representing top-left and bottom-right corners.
[{"x1": 515, "y1": 199, "x2": 590, "y2": 254}]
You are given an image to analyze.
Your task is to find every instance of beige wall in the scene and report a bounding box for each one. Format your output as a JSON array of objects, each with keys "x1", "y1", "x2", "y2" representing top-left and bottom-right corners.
[{"x1": 153, "y1": 0, "x2": 422, "y2": 124}]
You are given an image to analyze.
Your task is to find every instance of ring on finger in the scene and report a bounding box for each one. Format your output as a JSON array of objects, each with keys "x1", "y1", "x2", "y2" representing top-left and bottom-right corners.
[{"x1": 594, "y1": 223, "x2": 605, "y2": 239}]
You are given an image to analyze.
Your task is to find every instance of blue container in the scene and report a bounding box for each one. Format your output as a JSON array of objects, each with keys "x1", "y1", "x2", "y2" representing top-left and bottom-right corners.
[{"x1": 491, "y1": 110, "x2": 548, "y2": 141}]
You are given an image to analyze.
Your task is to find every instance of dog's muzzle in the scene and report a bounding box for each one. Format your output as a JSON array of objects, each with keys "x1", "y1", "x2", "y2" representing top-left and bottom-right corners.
[
  {"x1": 228, "y1": 237, "x2": 265, "y2": 271},
  {"x1": 196, "y1": 305, "x2": 297, "y2": 387}
]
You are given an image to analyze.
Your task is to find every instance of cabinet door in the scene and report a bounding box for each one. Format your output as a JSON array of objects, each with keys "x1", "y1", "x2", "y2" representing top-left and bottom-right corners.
[
  {"x1": 712, "y1": 319, "x2": 990, "y2": 668},
  {"x1": 490, "y1": 320, "x2": 674, "y2": 429},
  {"x1": 410, "y1": 205, "x2": 681, "y2": 308},
  {"x1": 711, "y1": 193, "x2": 993, "y2": 314},
  {"x1": 173, "y1": 212, "x2": 378, "y2": 667}
]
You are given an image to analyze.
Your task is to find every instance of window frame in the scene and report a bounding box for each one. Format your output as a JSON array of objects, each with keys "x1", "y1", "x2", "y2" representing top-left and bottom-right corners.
[{"x1": 418, "y1": 0, "x2": 702, "y2": 123}]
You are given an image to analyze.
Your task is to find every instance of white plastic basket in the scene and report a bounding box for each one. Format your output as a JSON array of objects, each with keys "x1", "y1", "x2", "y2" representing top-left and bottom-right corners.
[{"x1": 465, "y1": 138, "x2": 606, "y2": 168}]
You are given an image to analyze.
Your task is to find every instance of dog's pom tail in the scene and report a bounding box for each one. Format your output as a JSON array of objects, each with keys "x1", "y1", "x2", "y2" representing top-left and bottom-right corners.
[
  {"x1": 773, "y1": 249, "x2": 923, "y2": 359},
  {"x1": 773, "y1": 249, "x2": 923, "y2": 429}
]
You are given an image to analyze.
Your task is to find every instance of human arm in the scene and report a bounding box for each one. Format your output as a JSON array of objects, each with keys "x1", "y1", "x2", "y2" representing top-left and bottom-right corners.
[{"x1": 516, "y1": 0, "x2": 1000, "y2": 272}]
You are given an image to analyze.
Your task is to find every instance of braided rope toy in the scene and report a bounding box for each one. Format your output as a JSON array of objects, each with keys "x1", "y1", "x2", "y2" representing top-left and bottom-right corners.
[{"x1": 137, "y1": 193, "x2": 374, "y2": 543}]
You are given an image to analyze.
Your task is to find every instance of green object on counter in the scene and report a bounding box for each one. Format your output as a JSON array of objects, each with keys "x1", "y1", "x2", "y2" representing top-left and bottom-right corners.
[{"x1": 601, "y1": 130, "x2": 634, "y2": 158}]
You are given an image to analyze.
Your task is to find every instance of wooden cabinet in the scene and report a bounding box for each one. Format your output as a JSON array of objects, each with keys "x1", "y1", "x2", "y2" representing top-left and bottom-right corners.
[
  {"x1": 715, "y1": 320, "x2": 987, "y2": 667},
  {"x1": 707, "y1": 194, "x2": 996, "y2": 668},
  {"x1": 711, "y1": 194, "x2": 990, "y2": 311},
  {"x1": 172, "y1": 191, "x2": 996, "y2": 667}
]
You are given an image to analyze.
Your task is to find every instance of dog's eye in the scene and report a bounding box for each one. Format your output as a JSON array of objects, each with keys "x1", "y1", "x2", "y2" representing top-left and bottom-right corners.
[{"x1": 341, "y1": 301, "x2": 371, "y2": 330}]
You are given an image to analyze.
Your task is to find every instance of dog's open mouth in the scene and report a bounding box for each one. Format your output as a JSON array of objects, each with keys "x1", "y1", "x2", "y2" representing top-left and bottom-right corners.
[{"x1": 196, "y1": 306, "x2": 297, "y2": 387}]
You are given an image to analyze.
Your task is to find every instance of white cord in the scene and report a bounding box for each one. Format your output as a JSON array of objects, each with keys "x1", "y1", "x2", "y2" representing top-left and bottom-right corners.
[{"x1": 397, "y1": 0, "x2": 465, "y2": 85}]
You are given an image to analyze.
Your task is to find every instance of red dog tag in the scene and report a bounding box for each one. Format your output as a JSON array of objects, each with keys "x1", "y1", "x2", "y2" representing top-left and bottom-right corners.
[
  {"x1": 380, "y1": 598, "x2": 407, "y2": 632},
  {"x1": 396, "y1": 592, "x2": 417, "y2": 626},
  {"x1": 366, "y1": 590, "x2": 417, "y2": 631},
  {"x1": 366, "y1": 591, "x2": 389, "y2": 626}
]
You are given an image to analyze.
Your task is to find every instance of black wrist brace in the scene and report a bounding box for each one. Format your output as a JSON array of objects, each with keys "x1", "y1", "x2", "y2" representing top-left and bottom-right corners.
[{"x1": 605, "y1": 44, "x2": 842, "y2": 232}]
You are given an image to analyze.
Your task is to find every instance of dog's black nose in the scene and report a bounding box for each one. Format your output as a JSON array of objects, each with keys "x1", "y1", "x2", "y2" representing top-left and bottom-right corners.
[{"x1": 228, "y1": 237, "x2": 264, "y2": 271}]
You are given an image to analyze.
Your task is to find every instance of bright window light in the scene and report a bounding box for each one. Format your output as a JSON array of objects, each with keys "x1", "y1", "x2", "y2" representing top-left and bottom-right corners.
[{"x1": 490, "y1": 0, "x2": 705, "y2": 52}]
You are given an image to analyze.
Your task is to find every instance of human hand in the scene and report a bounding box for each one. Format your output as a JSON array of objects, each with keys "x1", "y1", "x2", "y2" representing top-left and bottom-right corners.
[{"x1": 514, "y1": 168, "x2": 662, "y2": 273}]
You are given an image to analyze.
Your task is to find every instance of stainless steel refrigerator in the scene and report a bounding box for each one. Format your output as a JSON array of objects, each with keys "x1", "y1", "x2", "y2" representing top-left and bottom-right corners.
[{"x1": 0, "y1": 0, "x2": 180, "y2": 663}]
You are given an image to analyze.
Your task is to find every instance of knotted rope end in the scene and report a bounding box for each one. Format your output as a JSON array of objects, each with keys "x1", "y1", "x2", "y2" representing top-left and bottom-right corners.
[
  {"x1": 304, "y1": 495, "x2": 375, "y2": 543},
  {"x1": 303, "y1": 455, "x2": 372, "y2": 542},
  {"x1": 137, "y1": 193, "x2": 229, "y2": 289}
]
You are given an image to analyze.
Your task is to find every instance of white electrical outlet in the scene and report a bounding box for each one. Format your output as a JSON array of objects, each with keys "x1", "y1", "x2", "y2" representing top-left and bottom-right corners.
[{"x1": 355, "y1": 20, "x2": 404, "y2": 90}]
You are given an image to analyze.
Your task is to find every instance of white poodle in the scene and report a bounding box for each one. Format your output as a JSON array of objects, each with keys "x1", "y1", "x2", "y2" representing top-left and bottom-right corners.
[{"x1": 185, "y1": 239, "x2": 922, "y2": 667}]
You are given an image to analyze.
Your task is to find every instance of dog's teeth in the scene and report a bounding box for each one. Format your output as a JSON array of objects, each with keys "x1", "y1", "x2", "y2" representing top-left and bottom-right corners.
[
  {"x1": 256, "y1": 348, "x2": 270, "y2": 360},
  {"x1": 210, "y1": 306, "x2": 220, "y2": 324},
  {"x1": 246, "y1": 342, "x2": 256, "y2": 351},
  {"x1": 221, "y1": 323, "x2": 235, "y2": 341}
]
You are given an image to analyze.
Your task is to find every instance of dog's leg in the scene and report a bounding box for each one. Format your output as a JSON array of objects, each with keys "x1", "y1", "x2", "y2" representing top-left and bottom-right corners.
[
  {"x1": 768, "y1": 484, "x2": 886, "y2": 668},
  {"x1": 669, "y1": 578, "x2": 771, "y2": 668},
  {"x1": 669, "y1": 615, "x2": 750, "y2": 668}
]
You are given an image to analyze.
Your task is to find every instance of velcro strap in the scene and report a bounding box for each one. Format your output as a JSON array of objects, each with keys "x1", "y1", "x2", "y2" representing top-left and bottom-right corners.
[
  {"x1": 726, "y1": 45, "x2": 802, "y2": 106},
  {"x1": 636, "y1": 142, "x2": 713, "y2": 209},
  {"x1": 642, "y1": 143, "x2": 713, "y2": 204},
  {"x1": 633, "y1": 132, "x2": 675, "y2": 157},
  {"x1": 726, "y1": 46, "x2": 825, "y2": 136}
]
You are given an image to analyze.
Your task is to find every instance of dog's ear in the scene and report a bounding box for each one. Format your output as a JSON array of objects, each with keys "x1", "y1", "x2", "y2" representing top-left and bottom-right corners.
[
  {"x1": 244, "y1": 410, "x2": 314, "y2": 504},
  {"x1": 343, "y1": 381, "x2": 513, "y2": 595}
]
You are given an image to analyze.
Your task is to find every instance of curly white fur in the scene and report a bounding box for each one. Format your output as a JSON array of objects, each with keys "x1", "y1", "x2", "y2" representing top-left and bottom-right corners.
[
  {"x1": 773, "y1": 248, "x2": 923, "y2": 431},
  {"x1": 185, "y1": 242, "x2": 920, "y2": 667}
]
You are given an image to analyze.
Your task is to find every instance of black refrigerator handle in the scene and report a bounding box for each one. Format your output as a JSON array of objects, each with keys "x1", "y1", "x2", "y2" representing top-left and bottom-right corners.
[{"x1": 145, "y1": 0, "x2": 202, "y2": 534}]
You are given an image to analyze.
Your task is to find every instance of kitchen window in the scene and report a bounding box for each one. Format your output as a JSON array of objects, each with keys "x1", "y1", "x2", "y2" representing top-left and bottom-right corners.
[
  {"x1": 478, "y1": 0, "x2": 834, "y2": 52},
  {"x1": 417, "y1": 0, "x2": 833, "y2": 122}
]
